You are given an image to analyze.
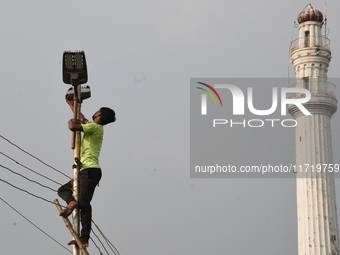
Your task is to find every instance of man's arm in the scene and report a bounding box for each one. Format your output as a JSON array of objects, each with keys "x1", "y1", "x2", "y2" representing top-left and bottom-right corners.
[
  {"x1": 66, "y1": 95, "x2": 88, "y2": 124},
  {"x1": 68, "y1": 119, "x2": 84, "y2": 132}
]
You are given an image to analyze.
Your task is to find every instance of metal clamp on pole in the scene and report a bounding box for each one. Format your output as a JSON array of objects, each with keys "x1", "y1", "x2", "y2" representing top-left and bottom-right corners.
[
  {"x1": 73, "y1": 157, "x2": 82, "y2": 169},
  {"x1": 66, "y1": 86, "x2": 91, "y2": 103}
]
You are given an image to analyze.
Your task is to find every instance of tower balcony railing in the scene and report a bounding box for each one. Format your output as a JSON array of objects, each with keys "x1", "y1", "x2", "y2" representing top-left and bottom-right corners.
[
  {"x1": 287, "y1": 81, "x2": 336, "y2": 99},
  {"x1": 291, "y1": 36, "x2": 331, "y2": 52}
]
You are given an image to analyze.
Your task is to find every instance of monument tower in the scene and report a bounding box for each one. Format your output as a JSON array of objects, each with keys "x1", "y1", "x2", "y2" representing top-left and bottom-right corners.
[{"x1": 289, "y1": 4, "x2": 339, "y2": 255}]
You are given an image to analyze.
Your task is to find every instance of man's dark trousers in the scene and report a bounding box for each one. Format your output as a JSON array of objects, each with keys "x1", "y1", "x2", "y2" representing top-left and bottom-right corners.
[{"x1": 58, "y1": 168, "x2": 102, "y2": 241}]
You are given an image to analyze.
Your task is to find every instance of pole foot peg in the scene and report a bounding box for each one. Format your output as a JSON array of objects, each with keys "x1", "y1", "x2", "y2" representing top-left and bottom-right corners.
[{"x1": 73, "y1": 157, "x2": 82, "y2": 169}]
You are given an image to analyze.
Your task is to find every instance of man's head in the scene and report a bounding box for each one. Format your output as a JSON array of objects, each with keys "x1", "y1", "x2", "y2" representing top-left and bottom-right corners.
[{"x1": 92, "y1": 107, "x2": 116, "y2": 125}]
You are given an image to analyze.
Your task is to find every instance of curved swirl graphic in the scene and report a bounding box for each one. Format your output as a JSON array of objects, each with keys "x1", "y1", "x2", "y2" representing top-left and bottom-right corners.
[{"x1": 196, "y1": 82, "x2": 223, "y2": 106}]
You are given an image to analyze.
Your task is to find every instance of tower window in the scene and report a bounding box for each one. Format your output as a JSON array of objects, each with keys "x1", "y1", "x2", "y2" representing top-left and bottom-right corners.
[{"x1": 305, "y1": 31, "x2": 310, "y2": 47}]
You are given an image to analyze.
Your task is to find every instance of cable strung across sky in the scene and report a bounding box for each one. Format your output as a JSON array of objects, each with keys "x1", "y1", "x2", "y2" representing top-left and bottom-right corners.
[
  {"x1": 0, "y1": 151, "x2": 65, "y2": 186},
  {"x1": 0, "y1": 134, "x2": 71, "y2": 180},
  {"x1": 0, "y1": 163, "x2": 57, "y2": 192},
  {"x1": 0, "y1": 134, "x2": 120, "y2": 255},
  {"x1": 0, "y1": 196, "x2": 72, "y2": 253}
]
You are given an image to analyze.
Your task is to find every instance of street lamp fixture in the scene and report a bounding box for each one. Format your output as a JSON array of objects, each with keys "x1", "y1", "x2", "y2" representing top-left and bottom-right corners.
[{"x1": 63, "y1": 51, "x2": 88, "y2": 86}]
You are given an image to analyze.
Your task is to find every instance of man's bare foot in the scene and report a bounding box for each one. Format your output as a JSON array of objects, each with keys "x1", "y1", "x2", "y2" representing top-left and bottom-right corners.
[{"x1": 59, "y1": 201, "x2": 77, "y2": 218}]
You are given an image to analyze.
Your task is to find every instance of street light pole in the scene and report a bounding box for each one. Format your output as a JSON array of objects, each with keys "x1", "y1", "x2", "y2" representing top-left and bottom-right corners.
[
  {"x1": 72, "y1": 84, "x2": 81, "y2": 255},
  {"x1": 62, "y1": 51, "x2": 89, "y2": 255}
]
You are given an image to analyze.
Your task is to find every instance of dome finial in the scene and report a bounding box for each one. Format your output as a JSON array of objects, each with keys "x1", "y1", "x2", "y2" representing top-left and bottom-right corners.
[{"x1": 297, "y1": 4, "x2": 323, "y2": 24}]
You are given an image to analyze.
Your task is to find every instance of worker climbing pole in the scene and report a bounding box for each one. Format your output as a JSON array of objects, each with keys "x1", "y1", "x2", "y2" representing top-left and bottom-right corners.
[
  {"x1": 55, "y1": 50, "x2": 116, "y2": 255},
  {"x1": 56, "y1": 50, "x2": 90, "y2": 255}
]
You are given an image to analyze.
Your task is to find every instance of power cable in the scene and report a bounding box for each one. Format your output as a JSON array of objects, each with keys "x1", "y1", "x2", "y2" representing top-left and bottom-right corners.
[
  {"x1": 0, "y1": 159, "x2": 95, "y2": 207},
  {"x1": 0, "y1": 166, "x2": 119, "y2": 254},
  {"x1": 0, "y1": 196, "x2": 71, "y2": 253},
  {"x1": 0, "y1": 163, "x2": 57, "y2": 192},
  {"x1": 0, "y1": 176, "x2": 113, "y2": 255},
  {"x1": 1, "y1": 171, "x2": 119, "y2": 255},
  {"x1": 0, "y1": 135, "x2": 71, "y2": 180},
  {"x1": 0, "y1": 135, "x2": 120, "y2": 254},
  {"x1": 0, "y1": 151, "x2": 66, "y2": 186},
  {"x1": 92, "y1": 220, "x2": 121, "y2": 255},
  {"x1": 0, "y1": 177, "x2": 59, "y2": 207},
  {"x1": 90, "y1": 231, "x2": 106, "y2": 255}
]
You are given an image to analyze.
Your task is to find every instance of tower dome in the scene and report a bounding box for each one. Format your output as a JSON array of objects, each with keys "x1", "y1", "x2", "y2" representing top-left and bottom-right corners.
[{"x1": 297, "y1": 4, "x2": 323, "y2": 24}]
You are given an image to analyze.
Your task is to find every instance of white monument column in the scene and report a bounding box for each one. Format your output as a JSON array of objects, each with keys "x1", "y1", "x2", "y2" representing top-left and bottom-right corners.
[{"x1": 289, "y1": 4, "x2": 339, "y2": 255}]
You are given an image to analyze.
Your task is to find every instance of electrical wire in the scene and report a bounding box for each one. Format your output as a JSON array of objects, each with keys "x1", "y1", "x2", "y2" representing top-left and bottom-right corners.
[
  {"x1": 90, "y1": 231, "x2": 107, "y2": 255},
  {"x1": 92, "y1": 220, "x2": 121, "y2": 255},
  {"x1": 0, "y1": 165, "x2": 119, "y2": 255},
  {"x1": 0, "y1": 196, "x2": 72, "y2": 253},
  {"x1": 0, "y1": 151, "x2": 66, "y2": 186},
  {"x1": 0, "y1": 177, "x2": 113, "y2": 254},
  {"x1": 0, "y1": 163, "x2": 57, "y2": 192},
  {"x1": 0, "y1": 172, "x2": 75, "y2": 210},
  {"x1": 0, "y1": 177, "x2": 59, "y2": 207},
  {"x1": 0, "y1": 159, "x2": 100, "y2": 209},
  {"x1": 0, "y1": 173, "x2": 119, "y2": 255},
  {"x1": 0, "y1": 154, "x2": 74, "y2": 196},
  {"x1": 0, "y1": 135, "x2": 120, "y2": 254},
  {"x1": 0, "y1": 135, "x2": 71, "y2": 180}
]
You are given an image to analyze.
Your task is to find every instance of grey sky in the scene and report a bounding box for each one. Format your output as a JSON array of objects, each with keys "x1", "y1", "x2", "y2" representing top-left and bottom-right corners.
[{"x1": 1, "y1": 0, "x2": 340, "y2": 254}]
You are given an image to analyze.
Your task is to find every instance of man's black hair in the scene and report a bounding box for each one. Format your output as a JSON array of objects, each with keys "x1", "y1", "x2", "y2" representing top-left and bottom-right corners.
[{"x1": 100, "y1": 107, "x2": 116, "y2": 125}]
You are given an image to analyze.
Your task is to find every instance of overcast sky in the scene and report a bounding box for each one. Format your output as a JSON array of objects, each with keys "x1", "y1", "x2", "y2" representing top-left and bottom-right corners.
[{"x1": 1, "y1": 1, "x2": 340, "y2": 254}]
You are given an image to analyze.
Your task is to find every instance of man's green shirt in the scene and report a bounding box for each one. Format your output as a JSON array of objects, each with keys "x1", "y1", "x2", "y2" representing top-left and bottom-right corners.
[{"x1": 80, "y1": 121, "x2": 103, "y2": 170}]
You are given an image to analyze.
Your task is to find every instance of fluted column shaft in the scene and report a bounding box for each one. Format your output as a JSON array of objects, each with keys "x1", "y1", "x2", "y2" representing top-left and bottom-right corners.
[{"x1": 294, "y1": 113, "x2": 339, "y2": 255}]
